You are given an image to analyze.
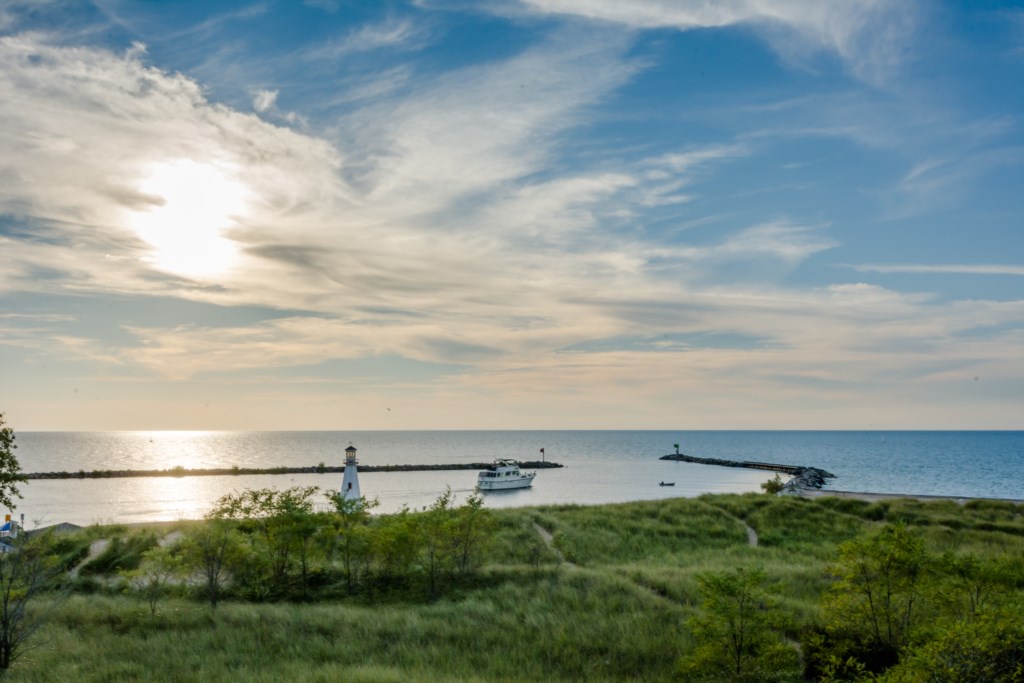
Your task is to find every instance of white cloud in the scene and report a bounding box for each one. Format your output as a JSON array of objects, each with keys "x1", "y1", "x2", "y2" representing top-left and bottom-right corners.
[
  {"x1": 850, "y1": 264, "x2": 1024, "y2": 277},
  {"x1": 885, "y1": 142, "x2": 1024, "y2": 219},
  {"x1": 704, "y1": 221, "x2": 836, "y2": 264},
  {"x1": 0, "y1": 34, "x2": 345, "y2": 293},
  {"x1": 337, "y1": 29, "x2": 637, "y2": 209},
  {"x1": 514, "y1": 0, "x2": 919, "y2": 85},
  {"x1": 252, "y1": 88, "x2": 278, "y2": 112},
  {"x1": 303, "y1": 17, "x2": 429, "y2": 61}
]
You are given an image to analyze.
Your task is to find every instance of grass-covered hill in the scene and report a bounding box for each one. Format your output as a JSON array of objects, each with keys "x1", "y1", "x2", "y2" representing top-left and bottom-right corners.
[{"x1": 5, "y1": 491, "x2": 1024, "y2": 682}]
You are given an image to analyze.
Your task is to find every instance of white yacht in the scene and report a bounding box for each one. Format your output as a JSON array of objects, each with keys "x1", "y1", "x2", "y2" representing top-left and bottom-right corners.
[{"x1": 477, "y1": 459, "x2": 536, "y2": 491}]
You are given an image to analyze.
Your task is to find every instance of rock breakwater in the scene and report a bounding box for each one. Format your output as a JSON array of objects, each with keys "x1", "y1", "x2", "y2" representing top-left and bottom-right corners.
[
  {"x1": 26, "y1": 460, "x2": 563, "y2": 480},
  {"x1": 659, "y1": 453, "x2": 835, "y2": 489}
]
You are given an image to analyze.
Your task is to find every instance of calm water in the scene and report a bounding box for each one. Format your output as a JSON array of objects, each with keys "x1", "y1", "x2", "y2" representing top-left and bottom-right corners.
[{"x1": 9, "y1": 431, "x2": 1023, "y2": 526}]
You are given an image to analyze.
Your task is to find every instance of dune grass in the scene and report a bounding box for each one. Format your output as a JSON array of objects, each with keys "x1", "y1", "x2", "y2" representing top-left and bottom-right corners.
[{"x1": 5, "y1": 493, "x2": 1024, "y2": 681}]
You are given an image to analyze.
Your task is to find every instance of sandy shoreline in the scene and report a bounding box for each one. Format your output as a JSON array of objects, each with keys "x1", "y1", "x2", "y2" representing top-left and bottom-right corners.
[{"x1": 796, "y1": 487, "x2": 1024, "y2": 505}]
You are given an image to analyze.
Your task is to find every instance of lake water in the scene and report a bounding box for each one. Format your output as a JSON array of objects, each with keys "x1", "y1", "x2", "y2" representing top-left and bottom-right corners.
[{"x1": 9, "y1": 430, "x2": 1023, "y2": 526}]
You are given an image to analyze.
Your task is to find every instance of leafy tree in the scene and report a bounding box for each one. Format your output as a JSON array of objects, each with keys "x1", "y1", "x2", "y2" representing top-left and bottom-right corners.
[
  {"x1": 817, "y1": 524, "x2": 929, "y2": 675},
  {"x1": 325, "y1": 493, "x2": 377, "y2": 595},
  {"x1": 285, "y1": 509, "x2": 323, "y2": 600},
  {"x1": 450, "y1": 492, "x2": 494, "y2": 576},
  {"x1": 420, "y1": 488, "x2": 456, "y2": 597},
  {"x1": 369, "y1": 507, "x2": 417, "y2": 592},
  {"x1": 882, "y1": 608, "x2": 1024, "y2": 682},
  {"x1": 678, "y1": 566, "x2": 799, "y2": 682},
  {"x1": 935, "y1": 551, "x2": 1019, "y2": 619},
  {"x1": 0, "y1": 533, "x2": 65, "y2": 671},
  {"x1": 123, "y1": 545, "x2": 183, "y2": 615},
  {"x1": 211, "y1": 486, "x2": 321, "y2": 594},
  {"x1": 0, "y1": 413, "x2": 27, "y2": 510},
  {"x1": 179, "y1": 520, "x2": 246, "y2": 609}
]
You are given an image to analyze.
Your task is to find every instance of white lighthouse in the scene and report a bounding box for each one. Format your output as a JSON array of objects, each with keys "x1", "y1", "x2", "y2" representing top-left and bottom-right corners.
[{"x1": 340, "y1": 445, "x2": 361, "y2": 499}]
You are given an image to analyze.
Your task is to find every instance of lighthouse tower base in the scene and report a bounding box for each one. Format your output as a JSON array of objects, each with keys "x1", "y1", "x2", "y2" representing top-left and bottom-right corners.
[{"x1": 341, "y1": 446, "x2": 360, "y2": 499}]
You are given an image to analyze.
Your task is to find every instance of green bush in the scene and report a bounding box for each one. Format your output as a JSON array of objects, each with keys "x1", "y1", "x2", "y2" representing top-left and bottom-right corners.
[{"x1": 761, "y1": 474, "x2": 786, "y2": 494}]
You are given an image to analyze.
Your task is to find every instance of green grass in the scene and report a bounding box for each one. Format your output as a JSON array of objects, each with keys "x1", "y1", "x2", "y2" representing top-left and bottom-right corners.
[
  {"x1": 533, "y1": 498, "x2": 748, "y2": 565},
  {"x1": 5, "y1": 493, "x2": 1024, "y2": 681},
  {"x1": 17, "y1": 572, "x2": 683, "y2": 682}
]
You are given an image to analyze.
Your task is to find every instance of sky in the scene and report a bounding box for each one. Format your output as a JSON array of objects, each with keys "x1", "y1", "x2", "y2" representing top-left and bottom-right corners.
[{"x1": 0, "y1": 0, "x2": 1022, "y2": 431}]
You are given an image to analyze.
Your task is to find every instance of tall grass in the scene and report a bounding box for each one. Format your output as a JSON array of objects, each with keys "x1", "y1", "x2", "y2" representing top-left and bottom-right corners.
[{"x1": 6, "y1": 493, "x2": 1024, "y2": 681}]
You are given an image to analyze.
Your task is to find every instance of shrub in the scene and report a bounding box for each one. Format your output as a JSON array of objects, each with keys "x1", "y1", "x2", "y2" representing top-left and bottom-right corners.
[{"x1": 761, "y1": 474, "x2": 786, "y2": 494}]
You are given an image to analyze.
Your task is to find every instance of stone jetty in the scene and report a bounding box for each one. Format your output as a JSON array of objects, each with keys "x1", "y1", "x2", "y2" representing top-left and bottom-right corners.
[
  {"x1": 26, "y1": 460, "x2": 563, "y2": 480},
  {"x1": 659, "y1": 453, "x2": 835, "y2": 489}
]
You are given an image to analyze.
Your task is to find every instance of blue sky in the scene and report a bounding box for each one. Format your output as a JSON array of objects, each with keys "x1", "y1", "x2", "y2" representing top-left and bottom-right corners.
[{"x1": 0, "y1": 0, "x2": 1022, "y2": 430}]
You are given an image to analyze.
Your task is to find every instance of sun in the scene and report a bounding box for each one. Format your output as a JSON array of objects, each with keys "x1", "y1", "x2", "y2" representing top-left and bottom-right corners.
[{"x1": 128, "y1": 160, "x2": 250, "y2": 279}]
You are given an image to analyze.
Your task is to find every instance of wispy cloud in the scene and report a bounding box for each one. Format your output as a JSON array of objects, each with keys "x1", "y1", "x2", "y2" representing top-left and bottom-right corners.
[
  {"x1": 91, "y1": 0, "x2": 270, "y2": 44},
  {"x1": 688, "y1": 221, "x2": 836, "y2": 265},
  {"x1": 702, "y1": 88, "x2": 1021, "y2": 221},
  {"x1": 251, "y1": 88, "x2": 277, "y2": 112},
  {"x1": 1006, "y1": 9, "x2": 1024, "y2": 58},
  {"x1": 850, "y1": 264, "x2": 1024, "y2": 277},
  {"x1": 337, "y1": 28, "x2": 638, "y2": 207},
  {"x1": 302, "y1": 16, "x2": 430, "y2": 61},
  {"x1": 514, "y1": 0, "x2": 919, "y2": 85}
]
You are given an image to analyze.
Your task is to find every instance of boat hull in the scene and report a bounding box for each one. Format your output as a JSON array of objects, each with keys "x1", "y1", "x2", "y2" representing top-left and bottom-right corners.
[{"x1": 477, "y1": 473, "x2": 536, "y2": 491}]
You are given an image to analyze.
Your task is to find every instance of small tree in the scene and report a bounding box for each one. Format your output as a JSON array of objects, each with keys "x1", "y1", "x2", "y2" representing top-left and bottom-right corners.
[
  {"x1": 451, "y1": 492, "x2": 494, "y2": 577},
  {"x1": 0, "y1": 413, "x2": 27, "y2": 510},
  {"x1": 369, "y1": 507, "x2": 417, "y2": 593},
  {"x1": 179, "y1": 520, "x2": 245, "y2": 610},
  {"x1": 818, "y1": 523, "x2": 929, "y2": 674},
  {"x1": 679, "y1": 566, "x2": 798, "y2": 682},
  {"x1": 761, "y1": 474, "x2": 786, "y2": 495},
  {"x1": 936, "y1": 551, "x2": 1018, "y2": 619},
  {"x1": 325, "y1": 494, "x2": 377, "y2": 595},
  {"x1": 420, "y1": 489, "x2": 456, "y2": 597},
  {"x1": 0, "y1": 533, "x2": 64, "y2": 671},
  {"x1": 123, "y1": 545, "x2": 184, "y2": 615}
]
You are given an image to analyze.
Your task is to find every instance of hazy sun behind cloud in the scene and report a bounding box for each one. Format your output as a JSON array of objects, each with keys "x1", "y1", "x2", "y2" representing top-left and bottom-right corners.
[{"x1": 127, "y1": 160, "x2": 251, "y2": 279}]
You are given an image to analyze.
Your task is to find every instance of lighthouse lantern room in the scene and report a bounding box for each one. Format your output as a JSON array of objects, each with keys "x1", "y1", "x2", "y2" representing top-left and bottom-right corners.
[{"x1": 341, "y1": 445, "x2": 361, "y2": 499}]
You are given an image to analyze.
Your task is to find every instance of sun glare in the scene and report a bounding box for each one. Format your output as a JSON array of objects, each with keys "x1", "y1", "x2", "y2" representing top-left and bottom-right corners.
[{"x1": 128, "y1": 160, "x2": 250, "y2": 278}]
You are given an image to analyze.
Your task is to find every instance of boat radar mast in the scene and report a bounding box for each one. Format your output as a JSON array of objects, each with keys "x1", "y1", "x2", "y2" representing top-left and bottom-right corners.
[{"x1": 341, "y1": 444, "x2": 360, "y2": 499}]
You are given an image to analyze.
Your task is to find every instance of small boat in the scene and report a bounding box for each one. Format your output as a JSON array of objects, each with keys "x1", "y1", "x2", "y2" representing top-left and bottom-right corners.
[
  {"x1": 477, "y1": 459, "x2": 536, "y2": 491},
  {"x1": 659, "y1": 481, "x2": 675, "y2": 487}
]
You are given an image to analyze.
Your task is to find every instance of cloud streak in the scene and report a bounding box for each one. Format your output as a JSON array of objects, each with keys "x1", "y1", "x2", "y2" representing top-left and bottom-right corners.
[
  {"x1": 514, "y1": 0, "x2": 918, "y2": 84},
  {"x1": 850, "y1": 264, "x2": 1024, "y2": 277}
]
